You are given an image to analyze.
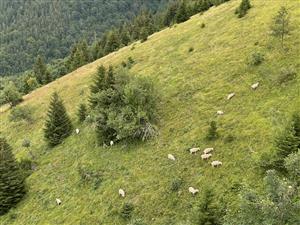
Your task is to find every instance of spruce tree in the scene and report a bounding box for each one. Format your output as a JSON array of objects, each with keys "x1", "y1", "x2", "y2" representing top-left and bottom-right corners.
[
  {"x1": 291, "y1": 113, "x2": 300, "y2": 147},
  {"x1": 33, "y1": 55, "x2": 49, "y2": 85},
  {"x1": 206, "y1": 121, "x2": 218, "y2": 140},
  {"x1": 236, "y1": 0, "x2": 251, "y2": 18},
  {"x1": 77, "y1": 103, "x2": 87, "y2": 122},
  {"x1": 193, "y1": 189, "x2": 221, "y2": 225},
  {"x1": 89, "y1": 65, "x2": 106, "y2": 109},
  {"x1": 274, "y1": 123, "x2": 299, "y2": 171},
  {"x1": 0, "y1": 137, "x2": 25, "y2": 215},
  {"x1": 44, "y1": 92, "x2": 73, "y2": 147}
]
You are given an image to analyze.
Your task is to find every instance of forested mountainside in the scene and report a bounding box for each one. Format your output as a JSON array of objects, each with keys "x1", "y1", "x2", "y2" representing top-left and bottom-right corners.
[
  {"x1": 0, "y1": 0, "x2": 168, "y2": 75},
  {"x1": 0, "y1": 0, "x2": 300, "y2": 224}
]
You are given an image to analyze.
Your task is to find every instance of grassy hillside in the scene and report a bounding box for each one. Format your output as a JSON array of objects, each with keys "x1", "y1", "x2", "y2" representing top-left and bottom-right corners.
[{"x1": 0, "y1": 0, "x2": 300, "y2": 224}]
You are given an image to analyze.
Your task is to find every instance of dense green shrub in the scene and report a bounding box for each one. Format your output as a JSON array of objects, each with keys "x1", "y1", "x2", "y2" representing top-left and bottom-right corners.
[
  {"x1": 189, "y1": 47, "x2": 194, "y2": 52},
  {"x1": 9, "y1": 105, "x2": 33, "y2": 123},
  {"x1": 77, "y1": 166, "x2": 103, "y2": 190},
  {"x1": 22, "y1": 139, "x2": 31, "y2": 148},
  {"x1": 170, "y1": 178, "x2": 183, "y2": 192},
  {"x1": 248, "y1": 52, "x2": 264, "y2": 66},
  {"x1": 120, "y1": 202, "x2": 134, "y2": 219},
  {"x1": 2, "y1": 82, "x2": 22, "y2": 107},
  {"x1": 90, "y1": 66, "x2": 158, "y2": 143}
]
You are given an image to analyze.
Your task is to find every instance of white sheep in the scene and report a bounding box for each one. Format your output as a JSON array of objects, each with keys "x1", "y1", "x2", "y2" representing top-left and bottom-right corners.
[
  {"x1": 56, "y1": 198, "x2": 62, "y2": 205},
  {"x1": 75, "y1": 128, "x2": 80, "y2": 134},
  {"x1": 211, "y1": 161, "x2": 222, "y2": 167},
  {"x1": 201, "y1": 153, "x2": 212, "y2": 160},
  {"x1": 217, "y1": 110, "x2": 224, "y2": 115},
  {"x1": 188, "y1": 187, "x2": 199, "y2": 195},
  {"x1": 251, "y1": 82, "x2": 259, "y2": 90},
  {"x1": 119, "y1": 189, "x2": 126, "y2": 198},
  {"x1": 189, "y1": 147, "x2": 200, "y2": 154},
  {"x1": 110, "y1": 140, "x2": 114, "y2": 146},
  {"x1": 227, "y1": 93, "x2": 235, "y2": 100},
  {"x1": 203, "y1": 147, "x2": 214, "y2": 154},
  {"x1": 168, "y1": 154, "x2": 176, "y2": 161}
]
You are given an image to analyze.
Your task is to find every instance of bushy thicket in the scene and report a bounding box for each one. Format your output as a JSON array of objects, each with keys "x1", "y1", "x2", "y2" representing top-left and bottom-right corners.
[
  {"x1": 9, "y1": 105, "x2": 33, "y2": 123},
  {"x1": 89, "y1": 66, "x2": 158, "y2": 143}
]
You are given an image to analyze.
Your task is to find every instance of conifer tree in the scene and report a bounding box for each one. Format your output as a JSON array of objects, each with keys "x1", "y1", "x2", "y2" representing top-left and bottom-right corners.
[
  {"x1": 206, "y1": 121, "x2": 218, "y2": 140},
  {"x1": 104, "y1": 31, "x2": 120, "y2": 54},
  {"x1": 271, "y1": 6, "x2": 290, "y2": 48},
  {"x1": 236, "y1": 0, "x2": 251, "y2": 18},
  {"x1": 291, "y1": 113, "x2": 300, "y2": 147},
  {"x1": 77, "y1": 103, "x2": 87, "y2": 122},
  {"x1": 44, "y1": 92, "x2": 73, "y2": 147},
  {"x1": 192, "y1": 189, "x2": 221, "y2": 225},
  {"x1": 33, "y1": 55, "x2": 49, "y2": 84},
  {"x1": 176, "y1": 1, "x2": 190, "y2": 23},
  {"x1": 0, "y1": 137, "x2": 25, "y2": 215},
  {"x1": 274, "y1": 123, "x2": 299, "y2": 171},
  {"x1": 89, "y1": 65, "x2": 106, "y2": 109}
]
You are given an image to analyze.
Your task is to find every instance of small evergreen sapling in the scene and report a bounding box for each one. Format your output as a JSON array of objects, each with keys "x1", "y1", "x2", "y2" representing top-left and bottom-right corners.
[
  {"x1": 44, "y1": 92, "x2": 73, "y2": 147},
  {"x1": 77, "y1": 103, "x2": 87, "y2": 122},
  {"x1": 0, "y1": 137, "x2": 26, "y2": 215},
  {"x1": 235, "y1": 0, "x2": 251, "y2": 18},
  {"x1": 206, "y1": 121, "x2": 218, "y2": 140}
]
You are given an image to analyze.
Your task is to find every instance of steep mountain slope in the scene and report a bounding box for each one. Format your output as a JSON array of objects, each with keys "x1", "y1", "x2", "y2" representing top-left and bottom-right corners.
[
  {"x1": 0, "y1": 0, "x2": 167, "y2": 75},
  {"x1": 0, "y1": 0, "x2": 300, "y2": 224}
]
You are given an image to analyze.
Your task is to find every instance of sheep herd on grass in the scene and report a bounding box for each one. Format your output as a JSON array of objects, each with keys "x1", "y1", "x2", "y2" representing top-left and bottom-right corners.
[{"x1": 55, "y1": 82, "x2": 260, "y2": 204}]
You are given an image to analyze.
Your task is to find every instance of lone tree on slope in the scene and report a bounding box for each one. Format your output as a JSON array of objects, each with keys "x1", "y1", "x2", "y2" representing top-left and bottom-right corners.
[{"x1": 44, "y1": 92, "x2": 73, "y2": 147}]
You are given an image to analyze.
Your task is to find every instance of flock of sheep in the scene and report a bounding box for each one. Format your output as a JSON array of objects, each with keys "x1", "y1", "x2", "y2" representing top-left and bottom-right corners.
[{"x1": 55, "y1": 82, "x2": 260, "y2": 204}]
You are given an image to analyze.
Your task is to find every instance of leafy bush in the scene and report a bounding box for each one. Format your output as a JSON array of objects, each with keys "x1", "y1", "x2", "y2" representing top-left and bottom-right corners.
[
  {"x1": 19, "y1": 158, "x2": 35, "y2": 178},
  {"x1": 200, "y1": 23, "x2": 205, "y2": 28},
  {"x1": 170, "y1": 178, "x2": 183, "y2": 192},
  {"x1": 248, "y1": 52, "x2": 264, "y2": 66},
  {"x1": 189, "y1": 47, "x2": 194, "y2": 52},
  {"x1": 9, "y1": 105, "x2": 33, "y2": 123},
  {"x1": 22, "y1": 139, "x2": 31, "y2": 148},
  {"x1": 120, "y1": 202, "x2": 134, "y2": 219},
  {"x1": 2, "y1": 82, "x2": 22, "y2": 107},
  {"x1": 90, "y1": 66, "x2": 158, "y2": 143},
  {"x1": 235, "y1": 0, "x2": 251, "y2": 18},
  {"x1": 277, "y1": 66, "x2": 297, "y2": 85},
  {"x1": 77, "y1": 166, "x2": 103, "y2": 190}
]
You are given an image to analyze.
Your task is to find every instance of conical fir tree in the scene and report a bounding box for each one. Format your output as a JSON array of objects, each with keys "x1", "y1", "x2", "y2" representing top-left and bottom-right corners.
[
  {"x1": 89, "y1": 65, "x2": 106, "y2": 109},
  {"x1": 0, "y1": 137, "x2": 25, "y2": 215},
  {"x1": 77, "y1": 103, "x2": 87, "y2": 122},
  {"x1": 44, "y1": 92, "x2": 73, "y2": 147}
]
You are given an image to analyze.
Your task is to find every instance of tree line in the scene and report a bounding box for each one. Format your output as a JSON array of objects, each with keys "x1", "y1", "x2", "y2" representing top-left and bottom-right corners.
[{"x1": 0, "y1": 0, "x2": 231, "y2": 106}]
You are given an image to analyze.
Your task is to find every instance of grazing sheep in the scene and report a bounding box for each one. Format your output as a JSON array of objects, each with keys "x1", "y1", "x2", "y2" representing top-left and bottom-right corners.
[
  {"x1": 188, "y1": 187, "x2": 199, "y2": 195},
  {"x1": 211, "y1": 161, "x2": 222, "y2": 167},
  {"x1": 168, "y1": 154, "x2": 176, "y2": 161},
  {"x1": 201, "y1": 153, "x2": 212, "y2": 160},
  {"x1": 251, "y1": 82, "x2": 259, "y2": 90},
  {"x1": 227, "y1": 93, "x2": 235, "y2": 100},
  {"x1": 217, "y1": 110, "x2": 224, "y2": 115},
  {"x1": 75, "y1": 128, "x2": 80, "y2": 134},
  {"x1": 110, "y1": 140, "x2": 114, "y2": 146},
  {"x1": 189, "y1": 147, "x2": 200, "y2": 154},
  {"x1": 56, "y1": 198, "x2": 62, "y2": 205},
  {"x1": 119, "y1": 189, "x2": 126, "y2": 198},
  {"x1": 203, "y1": 147, "x2": 214, "y2": 154}
]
